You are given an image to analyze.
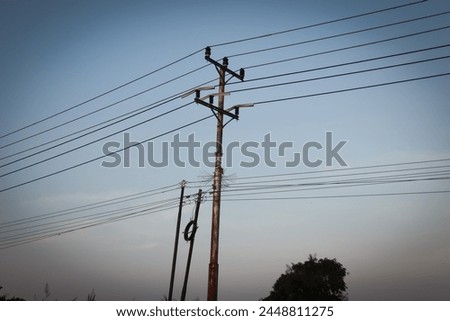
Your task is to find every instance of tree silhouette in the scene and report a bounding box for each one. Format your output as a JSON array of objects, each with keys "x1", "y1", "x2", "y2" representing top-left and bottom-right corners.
[
  {"x1": 0, "y1": 286, "x2": 25, "y2": 301},
  {"x1": 263, "y1": 255, "x2": 348, "y2": 301}
]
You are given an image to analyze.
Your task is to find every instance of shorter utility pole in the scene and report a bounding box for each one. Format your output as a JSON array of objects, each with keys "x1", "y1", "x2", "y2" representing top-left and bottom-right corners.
[
  {"x1": 180, "y1": 189, "x2": 203, "y2": 301},
  {"x1": 168, "y1": 180, "x2": 186, "y2": 301}
]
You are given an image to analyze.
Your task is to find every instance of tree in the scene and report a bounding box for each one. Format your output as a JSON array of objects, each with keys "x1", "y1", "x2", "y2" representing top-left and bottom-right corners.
[
  {"x1": 263, "y1": 255, "x2": 348, "y2": 301},
  {"x1": 0, "y1": 286, "x2": 25, "y2": 301},
  {"x1": 87, "y1": 288, "x2": 96, "y2": 301},
  {"x1": 43, "y1": 282, "x2": 50, "y2": 300}
]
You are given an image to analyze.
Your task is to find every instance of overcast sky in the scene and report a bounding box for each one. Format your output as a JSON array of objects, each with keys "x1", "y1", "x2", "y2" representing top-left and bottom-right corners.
[{"x1": 1, "y1": 0, "x2": 449, "y2": 301}]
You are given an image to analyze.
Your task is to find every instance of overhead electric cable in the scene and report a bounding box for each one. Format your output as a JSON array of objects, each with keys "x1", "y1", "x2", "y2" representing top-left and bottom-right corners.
[
  {"x1": 209, "y1": 0, "x2": 428, "y2": 47},
  {"x1": 11, "y1": 47, "x2": 445, "y2": 167},
  {"x1": 222, "y1": 190, "x2": 450, "y2": 202},
  {"x1": 0, "y1": 183, "x2": 179, "y2": 229},
  {"x1": 230, "y1": 56, "x2": 450, "y2": 93},
  {"x1": 230, "y1": 158, "x2": 450, "y2": 181},
  {"x1": 0, "y1": 64, "x2": 208, "y2": 150},
  {"x1": 3, "y1": 12, "x2": 447, "y2": 152},
  {"x1": 231, "y1": 44, "x2": 450, "y2": 85},
  {"x1": 228, "y1": 11, "x2": 450, "y2": 58},
  {"x1": 3, "y1": 71, "x2": 448, "y2": 193},
  {"x1": 222, "y1": 175, "x2": 450, "y2": 195},
  {"x1": 0, "y1": 181, "x2": 197, "y2": 226},
  {"x1": 244, "y1": 26, "x2": 450, "y2": 69},
  {"x1": 0, "y1": 74, "x2": 218, "y2": 163},
  {"x1": 253, "y1": 72, "x2": 450, "y2": 105},
  {"x1": 0, "y1": 198, "x2": 180, "y2": 241},
  {"x1": 221, "y1": 174, "x2": 450, "y2": 195},
  {"x1": 0, "y1": 49, "x2": 204, "y2": 140},
  {"x1": 0, "y1": 202, "x2": 180, "y2": 250},
  {"x1": 225, "y1": 167, "x2": 450, "y2": 189},
  {"x1": 0, "y1": 98, "x2": 196, "y2": 169},
  {"x1": 3, "y1": 159, "x2": 449, "y2": 248},
  {"x1": 0, "y1": 114, "x2": 214, "y2": 193},
  {"x1": 0, "y1": 2, "x2": 436, "y2": 142},
  {"x1": 0, "y1": 102, "x2": 193, "y2": 177}
]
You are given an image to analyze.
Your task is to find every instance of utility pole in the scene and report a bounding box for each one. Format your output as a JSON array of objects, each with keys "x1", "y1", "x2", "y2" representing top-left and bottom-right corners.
[
  {"x1": 189, "y1": 47, "x2": 251, "y2": 300},
  {"x1": 168, "y1": 180, "x2": 186, "y2": 301},
  {"x1": 208, "y1": 51, "x2": 226, "y2": 302},
  {"x1": 180, "y1": 189, "x2": 203, "y2": 301}
]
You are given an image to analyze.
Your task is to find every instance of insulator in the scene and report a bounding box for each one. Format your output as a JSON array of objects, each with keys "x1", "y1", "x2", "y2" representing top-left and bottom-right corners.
[
  {"x1": 205, "y1": 46, "x2": 211, "y2": 59},
  {"x1": 239, "y1": 68, "x2": 245, "y2": 80}
]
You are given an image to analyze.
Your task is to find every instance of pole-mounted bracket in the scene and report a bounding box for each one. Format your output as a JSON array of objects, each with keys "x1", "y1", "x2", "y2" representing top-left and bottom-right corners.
[
  {"x1": 195, "y1": 97, "x2": 238, "y2": 120},
  {"x1": 204, "y1": 47, "x2": 245, "y2": 81},
  {"x1": 180, "y1": 86, "x2": 215, "y2": 99}
]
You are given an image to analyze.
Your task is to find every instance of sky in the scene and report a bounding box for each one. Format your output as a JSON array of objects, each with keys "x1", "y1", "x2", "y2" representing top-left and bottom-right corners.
[{"x1": 0, "y1": 0, "x2": 449, "y2": 301}]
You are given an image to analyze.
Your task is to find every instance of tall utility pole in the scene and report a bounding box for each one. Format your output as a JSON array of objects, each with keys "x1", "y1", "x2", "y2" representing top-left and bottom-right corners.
[
  {"x1": 208, "y1": 51, "x2": 226, "y2": 302},
  {"x1": 193, "y1": 47, "x2": 247, "y2": 300}
]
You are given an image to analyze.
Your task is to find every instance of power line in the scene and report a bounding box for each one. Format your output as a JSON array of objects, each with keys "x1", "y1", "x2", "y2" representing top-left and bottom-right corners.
[
  {"x1": 0, "y1": 74, "x2": 218, "y2": 163},
  {"x1": 0, "y1": 114, "x2": 214, "y2": 193},
  {"x1": 222, "y1": 175, "x2": 450, "y2": 196},
  {"x1": 4, "y1": 172, "x2": 448, "y2": 245},
  {"x1": 229, "y1": 158, "x2": 450, "y2": 181},
  {"x1": 221, "y1": 181, "x2": 450, "y2": 201},
  {"x1": 0, "y1": 102, "x2": 193, "y2": 177},
  {"x1": 228, "y1": 11, "x2": 450, "y2": 58},
  {"x1": 221, "y1": 190, "x2": 450, "y2": 202},
  {"x1": 0, "y1": 181, "x2": 206, "y2": 233},
  {"x1": 0, "y1": 198, "x2": 180, "y2": 241},
  {"x1": 6, "y1": 35, "x2": 440, "y2": 160},
  {"x1": 2, "y1": 10, "x2": 445, "y2": 153},
  {"x1": 223, "y1": 176, "x2": 450, "y2": 196},
  {"x1": 0, "y1": 49, "x2": 204, "y2": 140},
  {"x1": 0, "y1": 94, "x2": 175, "y2": 161},
  {"x1": 3, "y1": 159, "x2": 448, "y2": 248},
  {"x1": 13, "y1": 31, "x2": 442, "y2": 167},
  {"x1": 0, "y1": 187, "x2": 205, "y2": 250},
  {"x1": 0, "y1": 98, "x2": 193, "y2": 170},
  {"x1": 253, "y1": 72, "x2": 450, "y2": 105},
  {"x1": 0, "y1": 201, "x2": 178, "y2": 245},
  {"x1": 244, "y1": 25, "x2": 450, "y2": 69},
  {"x1": 225, "y1": 167, "x2": 450, "y2": 189},
  {"x1": 0, "y1": 2, "x2": 440, "y2": 145},
  {"x1": 0, "y1": 201, "x2": 181, "y2": 250},
  {"x1": 232, "y1": 44, "x2": 450, "y2": 84},
  {"x1": 0, "y1": 183, "x2": 180, "y2": 229},
  {"x1": 0, "y1": 64, "x2": 208, "y2": 150},
  {"x1": 2, "y1": 71, "x2": 448, "y2": 193},
  {"x1": 229, "y1": 55, "x2": 450, "y2": 94},
  {"x1": 216, "y1": 163, "x2": 450, "y2": 199},
  {"x1": 0, "y1": 3, "x2": 438, "y2": 143},
  {"x1": 209, "y1": 0, "x2": 427, "y2": 47}
]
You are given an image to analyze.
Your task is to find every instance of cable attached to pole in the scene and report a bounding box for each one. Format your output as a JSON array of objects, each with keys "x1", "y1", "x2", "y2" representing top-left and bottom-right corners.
[{"x1": 181, "y1": 189, "x2": 203, "y2": 301}]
